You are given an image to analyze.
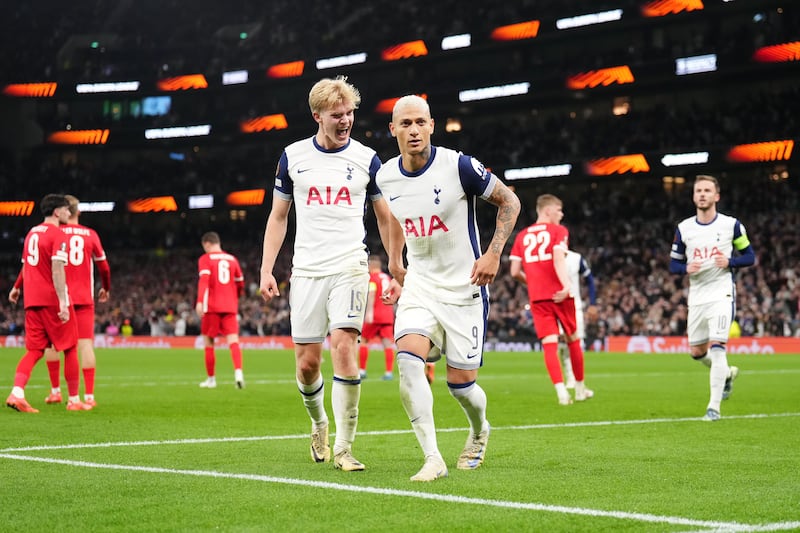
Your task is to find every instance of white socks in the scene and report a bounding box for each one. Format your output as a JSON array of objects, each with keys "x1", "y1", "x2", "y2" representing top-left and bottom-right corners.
[
  {"x1": 398, "y1": 355, "x2": 441, "y2": 459},
  {"x1": 331, "y1": 376, "x2": 360, "y2": 455},
  {"x1": 449, "y1": 381, "x2": 488, "y2": 437},
  {"x1": 297, "y1": 376, "x2": 328, "y2": 428},
  {"x1": 707, "y1": 345, "x2": 729, "y2": 411}
]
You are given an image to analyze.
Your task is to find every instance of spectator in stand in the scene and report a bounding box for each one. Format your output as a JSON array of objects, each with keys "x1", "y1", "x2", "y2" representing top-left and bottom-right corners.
[
  {"x1": 6, "y1": 194, "x2": 89, "y2": 412},
  {"x1": 358, "y1": 255, "x2": 396, "y2": 381},
  {"x1": 196, "y1": 231, "x2": 246, "y2": 389}
]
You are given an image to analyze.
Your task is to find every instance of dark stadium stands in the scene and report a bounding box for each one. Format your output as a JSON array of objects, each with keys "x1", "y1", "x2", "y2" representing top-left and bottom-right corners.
[{"x1": 1, "y1": 0, "x2": 798, "y2": 340}]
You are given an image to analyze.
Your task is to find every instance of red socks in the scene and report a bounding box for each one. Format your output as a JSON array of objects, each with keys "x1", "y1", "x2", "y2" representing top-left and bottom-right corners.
[
  {"x1": 567, "y1": 339, "x2": 585, "y2": 381},
  {"x1": 543, "y1": 343, "x2": 563, "y2": 384},
  {"x1": 229, "y1": 342, "x2": 242, "y2": 371},
  {"x1": 204, "y1": 346, "x2": 215, "y2": 376}
]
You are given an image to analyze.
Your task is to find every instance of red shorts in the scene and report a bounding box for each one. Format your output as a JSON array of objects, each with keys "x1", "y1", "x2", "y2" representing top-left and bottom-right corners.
[
  {"x1": 74, "y1": 304, "x2": 96, "y2": 339},
  {"x1": 25, "y1": 306, "x2": 78, "y2": 352},
  {"x1": 531, "y1": 299, "x2": 577, "y2": 339},
  {"x1": 362, "y1": 322, "x2": 393, "y2": 342},
  {"x1": 201, "y1": 312, "x2": 239, "y2": 338}
]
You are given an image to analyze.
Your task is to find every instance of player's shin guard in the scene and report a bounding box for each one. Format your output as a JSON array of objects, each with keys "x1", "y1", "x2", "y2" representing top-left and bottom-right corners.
[
  {"x1": 332, "y1": 375, "x2": 360, "y2": 455},
  {"x1": 297, "y1": 376, "x2": 327, "y2": 427},
  {"x1": 448, "y1": 381, "x2": 488, "y2": 436},
  {"x1": 204, "y1": 347, "x2": 215, "y2": 377},
  {"x1": 83, "y1": 367, "x2": 95, "y2": 396},
  {"x1": 543, "y1": 342, "x2": 563, "y2": 384},
  {"x1": 384, "y1": 347, "x2": 395, "y2": 374},
  {"x1": 398, "y1": 352, "x2": 439, "y2": 457},
  {"x1": 14, "y1": 350, "x2": 44, "y2": 389},
  {"x1": 63, "y1": 346, "x2": 80, "y2": 397},
  {"x1": 46, "y1": 360, "x2": 61, "y2": 389},
  {"x1": 567, "y1": 339, "x2": 585, "y2": 381},
  {"x1": 229, "y1": 342, "x2": 242, "y2": 371},
  {"x1": 708, "y1": 344, "x2": 729, "y2": 410}
]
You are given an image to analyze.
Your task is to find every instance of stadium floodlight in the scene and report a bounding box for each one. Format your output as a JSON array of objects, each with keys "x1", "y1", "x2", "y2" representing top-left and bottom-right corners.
[
  {"x1": 504, "y1": 164, "x2": 572, "y2": 180},
  {"x1": 661, "y1": 152, "x2": 709, "y2": 166},
  {"x1": 675, "y1": 54, "x2": 717, "y2": 75},
  {"x1": 556, "y1": 9, "x2": 623, "y2": 30},
  {"x1": 458, "y1": 82, "x2": 530, "y2": 102},
  {"x1": 315, "y1": 53, "x2": 367, "y2": 70},
  {"x1": 76, "y1": 81, "x2": 140, "y2": 94},
  {"x1": 144, "y1": 125, "x2": 211, "y2": 139},
  {"x1": 441, "y1": 34, "x2": 471, "y2": 50},
  {"x1": 222, "y1": 70, "x2": 249, "y2": 85},
  {"x1": 78, "y1": 201, "x2": 115, "y2": 212},
  {"x1": 188, "y1": 194, "x2": 214, "y2": 209}
]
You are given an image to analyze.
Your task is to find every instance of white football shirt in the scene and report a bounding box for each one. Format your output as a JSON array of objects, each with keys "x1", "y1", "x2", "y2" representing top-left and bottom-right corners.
[
  {"x1": 671, "y1": 212, "x2": 749, "y2": 306},
  {"x1": 566, "y1": 250, "x2": 591, "y2": 312},
  {"x1": 377, "y1": 146, "x2": 496, "y2": 304},
  {"x1": 273, "y1": 136, "x2": 382, "y2": 276}
]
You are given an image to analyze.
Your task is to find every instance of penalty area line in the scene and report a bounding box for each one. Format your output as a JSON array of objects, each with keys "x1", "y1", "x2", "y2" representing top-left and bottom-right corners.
[{"x1": 2, "y1": 453, "x2": 798, "y2": 532}]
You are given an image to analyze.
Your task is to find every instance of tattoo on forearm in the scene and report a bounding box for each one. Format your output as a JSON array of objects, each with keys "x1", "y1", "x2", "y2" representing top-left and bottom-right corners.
[{"x1": 487, "y1": 186, "x2": 520, "y2": 255}]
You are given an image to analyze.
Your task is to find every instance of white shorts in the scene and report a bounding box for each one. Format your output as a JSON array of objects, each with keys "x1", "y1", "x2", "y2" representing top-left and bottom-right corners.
[
  {"x1": 289, "y1": 271, "x2": 369, "y2": 343},
  {"x1": 687, "y1": 299, "x2": 734, "y2": 346},
  {"x1": 394, "y1": 286, "x2": 488, "y2": 371}
]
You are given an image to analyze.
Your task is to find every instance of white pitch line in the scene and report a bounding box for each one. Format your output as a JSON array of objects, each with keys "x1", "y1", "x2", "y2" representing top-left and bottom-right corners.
[
  {"x1": 2, "y1": 412, "x2": 799, "y2": 453},
  {"x1": 1, "y1": 453, "x2": 798, "y2": 532}
]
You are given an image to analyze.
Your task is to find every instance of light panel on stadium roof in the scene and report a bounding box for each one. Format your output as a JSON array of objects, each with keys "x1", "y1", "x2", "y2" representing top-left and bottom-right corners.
[
  {"x1": 316, "y1": 53, "x2": 367, "y2": 70},
  {"x1": 441, "y1": 34, "x2": 471, "y2": 50},
  {"x1": 222, "y1": 70, "x2": 248, "y2": 85},
  {"x1": 188, "y1": 195, "x2": 214, "y2": 209},
  {"x1": 458, "y1": 82, "x2": 530, "y2": 102},
  {"x1": 78, "y1": 201, "x2": 115, "y2": 212},
  {"x1": 504, "y1": 164, "x2": 572, "y2": 180},
  {"x1": 556, "y1": 9, "x2": 623, "y2": 30},
  {"x1": 144, "y1": 125, "x2": 211, "y2": 140},
  {"x1": 75, "y1": 81, "x2": 140, "y2": 94},
  {"x1": 661, "y1": 152, "x2": 709, "y2": 167},
  {"x1": 675, "y1": 54, "x2": 717, "y2": 75}
]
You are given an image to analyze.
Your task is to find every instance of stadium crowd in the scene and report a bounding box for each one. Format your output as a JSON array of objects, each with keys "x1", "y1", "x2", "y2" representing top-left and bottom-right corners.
[
  {"x1": 1, "y1": 173, "x2": 797, "y2": 344},
  {"x1": 1, "y1": 1, "x2": 798, "y2": 344}
]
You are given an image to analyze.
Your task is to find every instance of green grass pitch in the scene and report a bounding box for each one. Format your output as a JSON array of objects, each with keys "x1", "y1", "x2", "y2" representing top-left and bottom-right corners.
[{"x1": 1, "y1": 347, "x2": 799, "y2": 532}]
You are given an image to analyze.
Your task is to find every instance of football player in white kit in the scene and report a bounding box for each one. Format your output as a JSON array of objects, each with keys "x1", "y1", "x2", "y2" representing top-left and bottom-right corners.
[
  {"x1": 669, "y1": 175, "x2": 755, "y2": 421},
  {"x1": 379, "y1": 95, "x2": 520, "y2": 481},
  {"x1": 558, "y1": 250, "x2": 596, "y2": 388},
  {"x1": 259, "y1": 77, "x2": 393, "y2": 471}
]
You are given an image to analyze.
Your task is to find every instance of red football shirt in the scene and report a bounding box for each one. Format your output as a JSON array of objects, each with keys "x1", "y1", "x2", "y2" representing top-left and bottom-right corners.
[
  {"x1": 196, "y1": 251, "x2": 244, "y2": 314},
  {"x1": 509, "y1": 222, "x2": 569, "y2": 302},
  {"x1": 61, "y1": 223, "x2": 110, "y2": 305},
  {"x1": 367, "y1": 270, "x2": 394, "y2": 325},
  {"x1": 21, "y1": 223, "x2": 69, "y2": 308}
]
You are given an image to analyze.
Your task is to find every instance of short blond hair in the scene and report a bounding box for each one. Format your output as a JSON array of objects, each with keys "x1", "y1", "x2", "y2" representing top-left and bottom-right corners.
[
  {"x1": 308, "y1": 76, "x2": 361, "y2": 115},
  {"x1": 536, "y1": 194, "x2": 562, "y2": 214},
  {"x1": 64, "y1": 194, "x2": 80, "y2": 217}
]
